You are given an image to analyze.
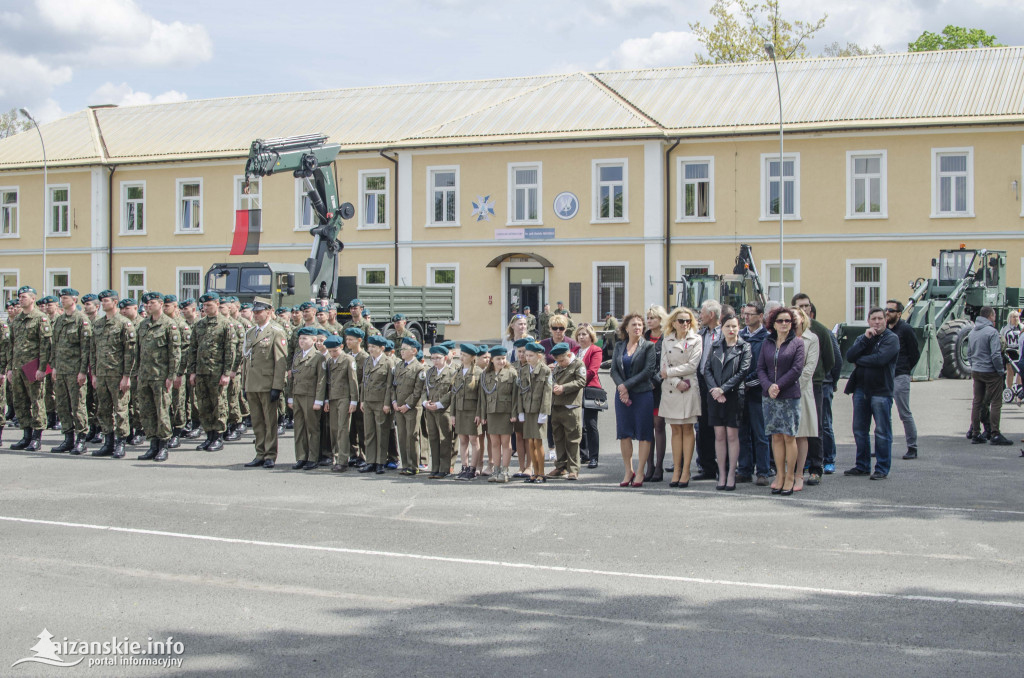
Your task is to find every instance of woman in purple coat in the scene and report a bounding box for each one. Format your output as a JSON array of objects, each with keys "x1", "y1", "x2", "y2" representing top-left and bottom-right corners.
[{"x1": 756, "y1": 306, "x2": 805, "y2": 496}]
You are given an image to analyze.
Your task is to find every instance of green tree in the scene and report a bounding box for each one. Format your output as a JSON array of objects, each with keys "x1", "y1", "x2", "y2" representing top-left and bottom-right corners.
[
  {"x1": 690, "y1": 0, "x2": 828, "y2": 64},
  {"x1": 0, "y1": 108, "x2": 31, "y2": 140},
  {"x1": 908, "y1": 25, "x2": 1003, "y2": 52},
  {"x1": 821, "y1": 41, "x2": 885, "y2": 58}
]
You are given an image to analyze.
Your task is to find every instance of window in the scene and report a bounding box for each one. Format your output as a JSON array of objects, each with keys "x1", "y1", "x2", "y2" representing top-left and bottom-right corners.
[
  {"x1": 761, "y1": 261, "x2": 799, "y2": 305},
  {"x1": 427, "y1": 263, "x2": 459, "y2": 323},
  {"x1": 677, "y1": 157, "x2": 714, "y2": 221},
  {"x1": 847, "y1": 151, "x2": 887, "y2": 218},
  {"x1": 235, "y1": 176, "x2": 262, "y2": 231},
  {"x1": 358, "y1": 264, "x2": 389, "y2": 286},
  {"x1": 676, "y1": 261, "x2": 714, "y2": 279},
  {"x1": 594, "y1": 263, "x2": 628, "y2": 320},
  {"x1": 295, "y1": 178, "x2": 316, "y2": 231},
  {"x1": 508, "y1": 162, "x2": 542, "y2": 225},
  {"x1": 47, "y1": 269, "x2": 69, "y2": 297},
  {"x1": 176, "y1": 179, "x2": 203, "y2": 233},
  {"x1": 932, "y1": 148, "x2": 973, "y2": 217},
  {"x1": 593, "y1": 159, "x2": 627, "y2": 222},
  {"x1": 121, "y1": 182, "x2": 145, "y2": 234},
  {"x1": 358, "y1": 170, "x2": 389, "y2": 229},
  {"x1": 847, "y1": 261, "x2": 886, "y2": 324},
  {"x1": 427, "y1": 166, "x2": 459, "y2": 226},
  {"x1": 177, "y1": 268, "x2": 202, "y2": 301},
  {"x1": 47, "y1": 185, "x2": 70, "y2": 235},
  {"x1": 760, "y1": 153, "x2": 800, "y2": 220},
  {"x1": 122, "y1": 269, "x2": 146, "y2": 301},
  {"x1": 1, "y1": 271, "x2": 18, "y2": 309},
  {"x1": 1, "y1": 188, "x2": 18, "y2": 236}
]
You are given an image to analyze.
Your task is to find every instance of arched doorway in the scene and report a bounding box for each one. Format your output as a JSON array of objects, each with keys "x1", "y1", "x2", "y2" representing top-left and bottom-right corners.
[{"x1": 486, "y1": 252, "x2": 554, "y2": 334}]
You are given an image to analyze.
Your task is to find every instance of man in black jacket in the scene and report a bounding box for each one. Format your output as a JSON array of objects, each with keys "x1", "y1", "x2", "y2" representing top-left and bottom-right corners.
[
  {"x1": 792, "y1": 294, "x2": 836, "y2": 485},
  {"x1": 814, "y1": 303, "x2": 843, "y2": 474},
  {"x1": 844, "y1": 307, "x2": 900, "y2": 479},
  {"x1": 886, "y1": 300, "x2": 922, "y2": 459},
  {"x1": 738, "y1": 302, "x2": 770, "y2": 484}
]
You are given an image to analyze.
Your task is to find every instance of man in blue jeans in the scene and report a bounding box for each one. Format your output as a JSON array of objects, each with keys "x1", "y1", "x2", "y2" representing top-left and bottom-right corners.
[
  {"x1": 819, "y1": 310, "x2": 842, "y2": 473},
  {"x1": 738, "y1": 302, "x2": 770, "y2": 484},
  {"x1": 844, "y1": 307, "x2": 900, "y2": 479}
]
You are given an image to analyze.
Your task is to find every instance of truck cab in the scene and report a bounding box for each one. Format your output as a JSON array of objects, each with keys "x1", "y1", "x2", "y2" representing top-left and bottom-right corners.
[{"x1": 205, "y1": 262, "x2": 311, "y2": 309}]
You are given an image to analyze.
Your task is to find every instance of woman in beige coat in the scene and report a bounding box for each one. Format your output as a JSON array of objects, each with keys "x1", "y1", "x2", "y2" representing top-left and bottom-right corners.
[
  {"x1": 793, "y1": 307, "x2": 819, "y2": 492},
  {"x1": 659, "y1": 306, "x2": 702, "y2": 487}
]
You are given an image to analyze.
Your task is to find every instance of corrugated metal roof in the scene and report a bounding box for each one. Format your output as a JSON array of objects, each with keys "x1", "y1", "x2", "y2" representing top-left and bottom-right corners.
[{"x1": 1, "y1": 47, "x2": 1023, "y2": 169}]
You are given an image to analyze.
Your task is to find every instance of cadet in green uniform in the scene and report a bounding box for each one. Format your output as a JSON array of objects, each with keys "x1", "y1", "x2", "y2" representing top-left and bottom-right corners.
[
  {"x1": 50, "y1": 288, "x2": 91, "y2": 454},
  {"x1": 162, "y1": 295, "x2": 190, "y2": 449},
  {"x1": 546, "y1": 342, "x2": 586, "y2": 480},
  {"x1": 0, "y1": 306, "x2": 9, "y2": 447},
  {"x1": 119, "y1": 298, "x2": 145, "y2": 446},
  {"x1": 452, "y1": 344, "x2": 482, "y2": 480},
  {"x1": 135, "y1": 291, "x2": 182, "y2": 462},
  {"x1": 344, "y1": 327, "x2": 369, "y2": 465},
  {"x1": 385, "y1": 313, "x2": 415, "y2": 344},
  {"x1": 359, "y1": 333, "x2": 393, "y2": 474},
  {"x1": 391, "y1": 337, "x2": 425, "y2": 474},
  {"x1": 187, "y1": 292, "x2": 235, "y2": 451},
  {"x1": 342, "y1": 298, "x2": 379, "y2": 351},
  {"x1": 89, "y1": 290, "x2": 136, "y2": 458},
  {"x1": 479, "y1": 346, "x2": 518, "y2": 483},
  {"x1": 80, "y1": 293, "x2": 102, "y2": 442},
  {"x1": 516, "y1": 342, "x2": 552, "y2": 483},
  {"x1": 6, "y1": 286, "x2": 52, "y2": 451},
  {"x1": 288, "y1": 326, "x2": 326, "y2": 470},
  {"x1": 323, "y1": 335, "x2": 358, "y2": 472},
  {"x1": 242, "y1": 300, "x2": 287, "y2": 468},
  {"x1": 422, "y1": 345, "x2": 455, "y2": 478}
]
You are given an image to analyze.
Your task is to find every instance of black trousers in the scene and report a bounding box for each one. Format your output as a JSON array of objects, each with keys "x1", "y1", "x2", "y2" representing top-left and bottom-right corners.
[
  {"x1": 580, "y1": 407, "x2": 600, "y2": 461},
  {"x1": 696, "y1": 373, "x2": 717, "y2": 476},
  {"x1": 806, "y1": 383, "x2": 824, "y2": 475}
]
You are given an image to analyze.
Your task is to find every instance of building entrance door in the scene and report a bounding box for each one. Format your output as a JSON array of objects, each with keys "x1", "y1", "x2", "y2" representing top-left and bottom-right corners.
[{"x1": 507, "y1": 268, "x2": 544, "y2": 323}]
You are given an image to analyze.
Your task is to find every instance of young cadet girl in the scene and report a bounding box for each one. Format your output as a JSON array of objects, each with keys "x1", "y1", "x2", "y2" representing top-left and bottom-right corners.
[
  {"x1": 512, "y1": 337, "x2": 532, "y2": 478},
  {"x1": 516, "y1": 342, "x2": 552, "y2": 483},
  {"x1": 477, "y1": 345, "x2": 518, "y2": 483},
  {"x1": 451, "y1": 343, "x2": 482, "y2": 480},
  {"x1": 474, "y1": 346, "x2": 493, "y2": 475}
]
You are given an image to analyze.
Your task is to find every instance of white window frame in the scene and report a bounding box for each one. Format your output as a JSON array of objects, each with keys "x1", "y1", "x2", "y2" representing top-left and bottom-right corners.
[
  {"x1": 0, "y1": 186, "x2": 19, "y2": 238},
  {"x1": 931, "y1": 147, "x2": 974, "y2": 218},
  {"x1": 676, "y1": 260, "x2": 715, "y2": 280},
  {"x1": 175, "y1": 178, "x2": 204, "y2": 234},
  {"x1": 676, "y1": 156, "x2": 715, "y2": 222},
  {"x1": 121, "y1": 268, "x2": 147, "y2": 301},
  {"x1": 426, "y1": 263, "x2": 460, "y2": 324},
  {"x1": 592, "y1": 158, "x2": 628, "y2": 224},
  {"x1": 358, "y1": 169, "x2": 390, "y2": 230},
  {"x1": 358, "y1": 264, "x2": 390, "y2": 286},
  {"x1": 176, "y1": 266, "x2": 203, "y2": 302},
  {"x1": 759, "y1": 153, "x2": 800, "y2": 221},
  {"x1": 592, "y1": 261, "x2": 629, "y2": 322},
  {"x1": 1019, "y1": 146, "x2": 1024, "y2": 218},
  {"x1": 120, "y1": 180, "x2": 146, "y2": 235},
  {"x1": 294, "y1": 178, "x2": 317, "y2": 231},
  {"x1": 760, "y1": 259, "x2": 800, "y2": 305},
  {"x1": 507, "y1": 162, "x2": 543, "y2": 226},
  {"x1": 845, "y1": 259, "x2": 887, "y2": 325},
  {"x1": 234, "y1": 175, "x2": 262, "y2": 232},
  {"x1": 46, "y1": 183, "x2": 71, "y2": 237},
  {"x1": 846, "y1": 150, "x2": 887, "y2": 219},
  {"x1": 46, "y1": 268, "x2": 71, "y2": 297},
  {"x1": 0, "y1": 269, "x2": 19, "y2": 311},
  {"x1": 426, "y1": 165, "x2": 460, "y2": 228}
]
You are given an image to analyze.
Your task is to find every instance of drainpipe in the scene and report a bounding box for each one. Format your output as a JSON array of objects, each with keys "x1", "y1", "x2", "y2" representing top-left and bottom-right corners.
[
  {"x1": 107, "y1": 165, "x2": 116, "y2": 288},
  {"x1": 379, "y1": 150, "x2": 399, "y2": 279},
  {"x1": 664, "y1": 138, "x2": 680, "y2": 308}
]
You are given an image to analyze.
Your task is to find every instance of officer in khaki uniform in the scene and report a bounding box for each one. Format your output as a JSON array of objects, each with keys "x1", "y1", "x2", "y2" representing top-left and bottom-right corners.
[
  {"x1": 546, "y1": 342, "x2": 587, "y2": 480},
  {"x1": 135, "y1": 291, "x2": 182, "y2": 462},
  {"x1": 323, "y1": 335, "x2": 359, "y2": 472},
  {"x1": 89, "y1": 290, "x2": 136, "y2": 458},
  {"x1": 6, "y1": 286, "x2": 52, "y2": 452},
  {"x1": 187, "y1": 292, "x2": 235, "y2": 451},
  {"x1": 242, "y1": 300, "x2": 287, "y2": 468},
  {"x1": 391, "y1": 336, "x2": 426, "y2": 474},
  {"x1": 288, "y1": 326, "x2": 326, "y2": 469},
  {"x1": 422, "y1": 345, "x2": 455, "y2": 478},
  {"x1": 344, "y1": 327, "x2": 369, "y2": 465},
  {"x1": 50, "y1": 288, "x2": 92, "y2": 454},
  {"x1": 342, "y1": 298, "x2": 379, "y2": 350},
  {"x1": 359, "y1": 333, "x2": 394, "y2": 474},
  {"x1": 162, "y1": 295, "x2": 191, "y2": 449}
]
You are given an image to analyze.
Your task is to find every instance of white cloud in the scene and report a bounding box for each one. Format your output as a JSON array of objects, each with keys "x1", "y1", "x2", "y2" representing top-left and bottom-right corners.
[
  {"x1": 602, "y1": 30, "x2": 703, "y2": 69},
  {"x1": 0, "y1": 51, "x2": 73, "y2": 121},
  {"x1": 87, "y1": 82, "x2": 188, "y2": 107}
]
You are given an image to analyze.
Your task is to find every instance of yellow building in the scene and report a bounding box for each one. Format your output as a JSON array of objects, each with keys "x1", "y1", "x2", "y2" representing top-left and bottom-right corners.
[{"x1": 1, "y1": 48, "x2": 1022, "y2": 338}]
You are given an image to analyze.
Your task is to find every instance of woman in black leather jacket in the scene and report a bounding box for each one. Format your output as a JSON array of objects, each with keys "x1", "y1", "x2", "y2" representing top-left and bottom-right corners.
[{"x1": 702, "y1": 314, "x2": 752, "y2": 490}]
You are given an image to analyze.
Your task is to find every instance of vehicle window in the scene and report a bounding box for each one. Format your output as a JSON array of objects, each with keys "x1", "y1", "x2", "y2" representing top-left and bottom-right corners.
[
  {"x1": 207, "y1": 268, "x2": 237, "y2": 293},
  {"x1": 240, "y1": 269, "x2": 272, "y2": 293}
]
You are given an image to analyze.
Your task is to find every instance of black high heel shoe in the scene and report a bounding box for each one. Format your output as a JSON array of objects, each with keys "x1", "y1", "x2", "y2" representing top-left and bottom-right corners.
[{"x1": 771, "y1": 487, "x2": 782, "y2": 495}]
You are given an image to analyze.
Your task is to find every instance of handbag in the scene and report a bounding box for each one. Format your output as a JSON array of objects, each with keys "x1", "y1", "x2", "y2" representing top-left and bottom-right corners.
[{"x1": 583, "y1": 385, "x2": 608, "y2": 411}]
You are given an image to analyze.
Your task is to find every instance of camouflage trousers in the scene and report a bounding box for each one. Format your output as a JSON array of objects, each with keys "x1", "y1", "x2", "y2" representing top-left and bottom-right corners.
[
  {"x1": 54, "y1": 372, "x2": 88, "y2": 435},
  {"x1": 194, "y1": 375, "x2": 228, "y2": 433},
  {"x1": 86, "y1": 377, "x2": 98, "y2": 428},
  {"x1": 9, "y1": 369, "x2": 45, "y2": 430},
  {"x1": 137, "y1": 379, "x2": 172, "y2": 440},
  {"x1": 45, "y1": 373, "x2": 55, "y2": 416},
  {"x1": 227, "y1": 374, "x2": 242, "y2": 426},
  {"x1": 129, "y1": 376, "x2": 141, "y2": 430},
  {"x1": 95, "y1": 376, "x2": 131, "y2": 438},
  {"x1": 0, "y1": 378, "x2": 6, "y2": 427},
  {"x1": 169, "y1": 380, "x2": 187, "y2": 430}
]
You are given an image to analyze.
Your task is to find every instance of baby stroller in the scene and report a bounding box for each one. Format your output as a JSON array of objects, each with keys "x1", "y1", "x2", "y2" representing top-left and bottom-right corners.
[{"x1": 1002, "y1": 348, "x2": 1024, "y2": 407}]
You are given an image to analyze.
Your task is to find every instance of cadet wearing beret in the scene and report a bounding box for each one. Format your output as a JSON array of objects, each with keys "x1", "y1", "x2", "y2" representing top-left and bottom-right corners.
[
  {"x1": 451, "y1": 344, "x2": 483, "y2": 480},
  {"x1": 88, "y1": 290, "x2": 136, "y2": 457},
  {"x1": 187, "y1": 292, "x2": 235, "y2": 451},
  {"x1": 162, "y1": 294, "x2": 191, "y2": 449},
  {"x1": 546, "y1": 342, "x2": 587, "y2": 480},
  {"x1": 134, "y1": 292, "x2": 181, "y2": 461},
  {"x1": 358, "y1": 333, "x2": 394, "y2": 473},
  {"x1": 342, "y1": 298, "x2": 379, "y2": 350},
  {"x1": 226, "y1": 297, "x2": 253, "y2": 437},
  {"x1": 242, "y1": 300, "x2": 287, "y2": 468},
  {"x1": 287, "y1": 326, "x2": 327, "y2": 469},
  {"x1": 117, "y1": 297, "x2": 146, "y2": 446},
  {"x1": 323, "y1": 334, "x2": 359, "y2": 472},
  {"x1": 0, "y1": 303, "x2": 9, "y2": 444},
  {"x1": 6, "y1": 285, "x2": 52, "y2": 452},
  {"x1": 49, "y1": 288, "x2": 91, "y2": 454},
  {"x1": 422, "y1": 345, "x2": 455, "y2": 478},
  {"x1": 344, "y1": 327, "x2": 370, "y2": 466},
  {"x1": 516, "y1": 342, "x2": 553, "y2": 483},
  {"x1": 477, "y1": 345, "x2": 518, "y2": 483},
  {"x1": 391, "y1": 336, "x2": 426, "y2": 475}
]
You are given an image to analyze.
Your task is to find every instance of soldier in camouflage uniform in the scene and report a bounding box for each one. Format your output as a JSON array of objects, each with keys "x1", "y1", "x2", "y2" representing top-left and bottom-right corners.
[
  {"x1": 135, "y1": 292, "x2": 181, "y2": 462},
  {"x1": 89, "y1": 290, "x2": 136, "y2": 458},
  {"x1": 6, "y1": 286, "x2": 52, "y2": 451},
  {"x1": 342, "y1": 299, "x2": 379, "y2": 351},
  {"x1": 119, "y1": 298, "x2": 145, "y2": 445},
  {"x1": 384, "y1": 313, "x2": 416, "y2": 344},
  {"x1": 219, "y1": 296, "x2": 246, "y2": 441},
  {"x1": 188, "y1": 292, "x2": 235, "y2": 452},
  {"x1": 273, "y1": 306, "x2": 292, "y2": 434},
  {"x1": 179, "y1": 298, "x2": 201, "y2": 438},
  {"x1": 39, "y1": 295, "x2": 61, "y2": 431},
  {"x1": 50, "y1": 288, "x2": 92, "y2": 454},
  {"x1": 3, "y1": 298, "x2": 20, "y2": 430},
  {"x1": 162, "y1": 295, "x2": 191, "y2": 449},
  {"x1": 0, "y1": 307, "x2": 9, "y2": 447},
  {"x1": 80, "y1": 293, "x2": 102, "y2": 442},
  {"x1": 231, "y1": 299, "x2": 254, "y2": 428}
]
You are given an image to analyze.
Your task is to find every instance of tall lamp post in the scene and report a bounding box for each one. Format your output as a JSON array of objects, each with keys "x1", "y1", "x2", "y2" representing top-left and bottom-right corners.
[
  {"x1": 764, "y1": 43, "x2": 784, "y2": 302},
  {"x1": 19, "y1": 108, "x2": 47, "y2": 292}
]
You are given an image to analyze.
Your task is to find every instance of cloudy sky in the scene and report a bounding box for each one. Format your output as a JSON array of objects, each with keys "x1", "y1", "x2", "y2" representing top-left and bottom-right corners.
[{"x1": 2, "y1": 0, "x2": 1022, "y2": 123}]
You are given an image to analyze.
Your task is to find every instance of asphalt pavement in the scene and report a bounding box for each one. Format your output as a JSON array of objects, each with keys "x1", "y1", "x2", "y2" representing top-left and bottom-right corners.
[{"x1": 1, "y1": 375, "x2": 1022, "y2": 677}]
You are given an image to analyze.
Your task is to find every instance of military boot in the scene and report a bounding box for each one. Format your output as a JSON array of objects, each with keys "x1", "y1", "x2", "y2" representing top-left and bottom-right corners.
[
  {"x1": 69, "y1": 434, "x2": 87, "y2": 455},
  {"x1": 196, "y1": 432, "x2": 213, "y2": 451},
  {"x1": 167, "y1": 429, "x2": 180, "y2": 449},
  {"x1": 87, "y1": 425, "x2": 103, "y2": 443},
  {"x1": 207, "y1": 432, "x2": 224, "y2": 451},
  {"x1": 224, "y1": 424, "x2": 241, "y2": 442},
  {"x1": 185, "y1": 423, "x2": 202, "y2": 439},
  {"x1": 92, "y1": 433, "x2": 114, "y2": 456},
  {"x1": 10, "y1": 428, "x2": 32, "y2": 450},
  {"x1": 0, "y1": 427, "x2": 4, "y2": 447},
  {"x1": 48, "y1": 412, "x2": 61, "y2": 430},
  {"x1": 277, "y1": 414, "x2": 286, "y2": 436},
  {"x1": 285, "y1": 414, "x2": 294, "y2": 430},
  {"x1": 112, "y1": 437, "x2": 126, "y2": 459},
  {"x1": 50, "y1": 432, "x2": 75, "y2": 453},
  {"x1": 153, "y1": 440, "x2": 169, "y2": 462},
  {"x1": 138, "y1": 438, "x2": 160, "y2": 461},
  {"x1": 128, "y1": 428, "x2": 146, "y2": 446},
  {"x1": 26, "y1": 429, "x2": 43, "y2": 451}
]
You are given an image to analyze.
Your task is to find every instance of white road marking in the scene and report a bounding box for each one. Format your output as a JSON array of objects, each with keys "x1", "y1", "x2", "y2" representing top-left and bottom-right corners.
[{"x1": 3, "y1": 514, "x2": 1023, "y2": 610}]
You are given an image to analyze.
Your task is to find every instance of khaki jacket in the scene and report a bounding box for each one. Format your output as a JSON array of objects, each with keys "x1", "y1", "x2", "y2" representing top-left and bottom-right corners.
[
  {"x1": 360, "y1": 354, "x2": 394, "y2": 404},
  {"x1": 243, "y1": 323, "x2": 287, "y2": 393},
  {"x1": 326, "y1": 352, "x2": 359, "y2": 403},
  {"x1": 450, "y1": 364, "x2": 481, "y2": 412},
  {"x1": 551, "y1": 355, "x2": 586, "y2": 407},
  {"x1": 478, "y1": 365, "x2": 517, "y2": 417},
  {"x1": 515, "y1": 362, "x2": 552, "y2": 415},
  {"x1": 290, "y1": 348, "x2": 327, "y2": 400}
]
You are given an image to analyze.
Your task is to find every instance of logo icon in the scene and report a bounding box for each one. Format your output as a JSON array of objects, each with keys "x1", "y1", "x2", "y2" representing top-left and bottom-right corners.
[
  {"x1": 12, "y1": 629, "x2": 83, "y2": 668},
  {"x1": 471, "y1": 195, "x2": 495, "y2": 222},
  {"x1": 553, "y1": 192, "x2": 578, "y2": 220}
]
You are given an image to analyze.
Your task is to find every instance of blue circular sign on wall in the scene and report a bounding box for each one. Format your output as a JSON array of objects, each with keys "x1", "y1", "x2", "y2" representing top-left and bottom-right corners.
[{"x1": 553, "y1": 192, "x2": 579, "y2": 220}]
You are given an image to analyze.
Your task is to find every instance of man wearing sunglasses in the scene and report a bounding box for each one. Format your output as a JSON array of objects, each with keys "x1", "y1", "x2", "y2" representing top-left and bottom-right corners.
[{"x1": 885, "y1": 300, "x2": 922, "y2": 459}]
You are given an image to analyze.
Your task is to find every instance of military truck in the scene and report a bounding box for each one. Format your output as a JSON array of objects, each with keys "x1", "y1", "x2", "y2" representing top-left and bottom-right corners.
[
  {"x1": 667, "y1": 244, "x2": 767, "y2": 312},
  {"x1": 205, "y1": 262, "x2": 454, "y2": 344}
]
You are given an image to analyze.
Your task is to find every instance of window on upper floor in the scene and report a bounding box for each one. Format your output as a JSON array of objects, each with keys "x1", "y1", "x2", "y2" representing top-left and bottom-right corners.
[
  {"x1": 428, "y1": 166, "x2": 459, "y2": 226},
  {"x1": 359, "y1": 170, "x2": 390, "y2": 229},
  {"x1": 593, "y1": 160, "x2": 627, "y2": 222},
  {"x1": 508, "y1": 163, "x2": 541, "y2": 225},
  {"x1": 121, "y1": 182, "x2": 145, "y2": 234},
  {"x1": 847, "y1": 151, "x2": 887, "y2": 219},
  {"x1": 760, "y1": 153, "x2": 800, "y2": 220},
  {"x1": 0, "y1": 188, "x2": 18, "y2": 237},
  {"x1": 932, "y1": 148, "x2": 973, "y2": 218},
  {"x1": 47, "y1": 185, "x2": 70, "y2": 235},
  {"x1": 677, "y1": 157, "x2": 714, "y2": 221},
  {"x1": 176, "y1": 179, "x2": 203, "y2": 233}
]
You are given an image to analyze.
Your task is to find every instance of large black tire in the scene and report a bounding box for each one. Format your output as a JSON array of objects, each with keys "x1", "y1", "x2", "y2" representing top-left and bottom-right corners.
[{"x1": 938, "y1": 318, "x2": 972, "y2": 379}]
